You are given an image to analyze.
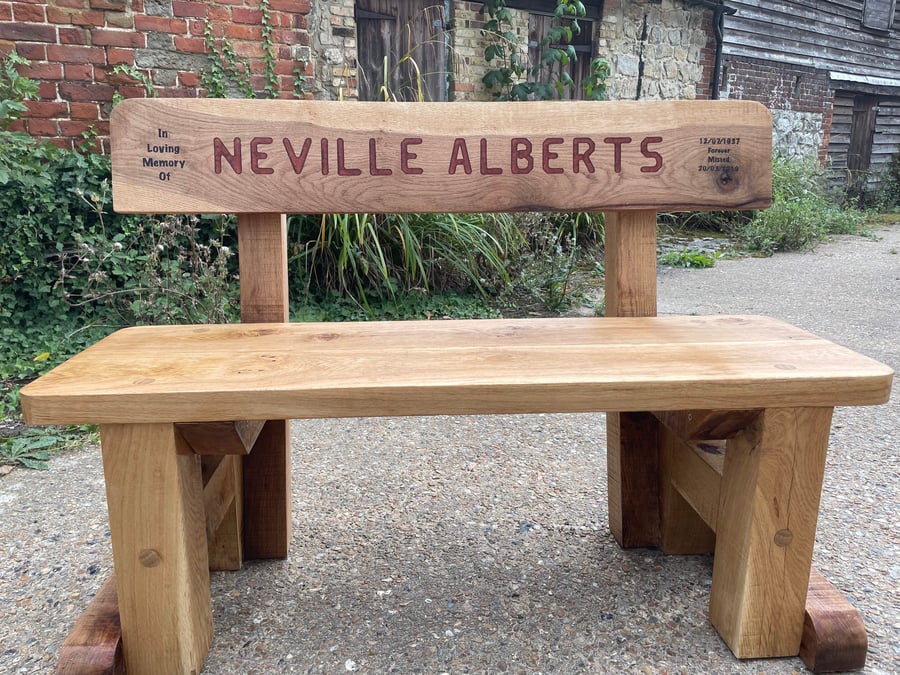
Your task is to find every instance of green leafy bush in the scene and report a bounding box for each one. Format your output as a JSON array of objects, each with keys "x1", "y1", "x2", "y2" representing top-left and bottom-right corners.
[{"x1": 739, "y1": 155, "x2": 867, "y2": 255}]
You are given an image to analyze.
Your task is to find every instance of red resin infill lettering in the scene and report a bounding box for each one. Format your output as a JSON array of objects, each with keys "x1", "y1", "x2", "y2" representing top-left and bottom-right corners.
[{"x1": 212, "y1": 136, "x2": 665, "y2": 176}]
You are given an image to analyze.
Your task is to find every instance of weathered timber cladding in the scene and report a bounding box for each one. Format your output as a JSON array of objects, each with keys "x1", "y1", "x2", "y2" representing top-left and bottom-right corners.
[
  {"x1": 723, "y1": 1, "x2": 900, "y2": 82},
  {"x1": 719, "y1": 1, "x2": 899, "y2": 188}
]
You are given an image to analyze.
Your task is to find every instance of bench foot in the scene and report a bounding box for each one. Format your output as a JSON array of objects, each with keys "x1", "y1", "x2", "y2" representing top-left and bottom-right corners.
[
  {"x1": 800, "y1": 569, "x2": 868, "y2": 672},
  {"x1": 57, "y1": 575, "x2": 124, "y2": 675},
  {"x1": 100, "y1": 423, "x2": 213, "y2": 674}
]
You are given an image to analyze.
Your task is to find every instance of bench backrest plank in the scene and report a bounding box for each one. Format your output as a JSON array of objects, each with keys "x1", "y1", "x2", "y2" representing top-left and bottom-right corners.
[{"x1": 110, "y1": 100, "x2": 772, "y2": 215}]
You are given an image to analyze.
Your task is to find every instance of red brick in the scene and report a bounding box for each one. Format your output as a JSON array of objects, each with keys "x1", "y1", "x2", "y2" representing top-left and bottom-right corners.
[
  {"x1": 232, "y1": 7, "x2": 262, "y2": 23},
  {"x1": 0, "y1": 21, "x2": 56, "y2": 41},
  {"x1": 90, "y1": 28, "x2": 145, "y2": 47},
  {"x1": 0, "y1": 4, "x2": 12, "y2": 21},
  {"x1": 90, "y1": 0, "x2": 125, "y2": 9},
  {"x1": 188, "y1": 19, "x2": 206, "y2": 35},
  {"x1": 134, "y1": 15, "x2": 187, "y2": 33},
  {"x1": 70, "y1": 102, "x2": 100, "y2": 120},
  {"x1": 114, "y1": 84, "x2": 149, "y2": 99},
  {"x1": 171, "y1": 0, "x2": 205, "y2": 18},
  {"x1": 60, "y1": 119, "x2": 107, "y2": 137},
  {"x1": 173, "y1": 36, "x2": 206, "y2": 54},
  {"x1": 59, "y1": 26, "x2": 91, "y2": 44},
  {"x1": 106, "y1": 47, "x2": 135, "y2": 65},
  {"x1": 224, "y1": 24, "x2": 261, "y2": 40},
  {"x1": 47, "y1": 44, "x2": 105, "y2": 64},
  {"x1": 26, "y1": 100, "x2": 68, "y2": 117},
  {"x1": 157, "y1": 87, "x2": 197, "y2": 98},
  {"x1": 13, "y1": 2, "x2": 44, "y2": 21},
  {"x1": 19, "y1": 62, "x2": 64, "y2": 80},
  {"x1": 27, "y1": 118, "x2": 60, "y2": 136},
  {"x1": 13, "y1": 42, "x2": 47, "y2": 59},
  {"x1": 64, "y1": 63, "x2": 94, "y2": 80},
  {"x1": 59, "y1": 81, "x2": 115, "y2": 101},
  {"x1": 270, "y1": 0, "x2": 308, "y2": 11},
  {"x1": 37, "y1": 81, "x2": 57, "y2": 99},
  {"x1": 6, "y1": 119, "x2": 26, "y2": 133},
  {"x1": 177, "y1": 70, "x2": 200, "y2": 87},
  {"x1": 56, "y1": 0, "x2": 88, "y2": 8},
  {"x1": 276, "y1": 28, "x2": 304, "y2": 43},
  {"x1": 206, "y1": 5, "x2": 230, "y2": 21},
  {"x1": 232, "y1": 41, "x2": 263, "y2": 58}
]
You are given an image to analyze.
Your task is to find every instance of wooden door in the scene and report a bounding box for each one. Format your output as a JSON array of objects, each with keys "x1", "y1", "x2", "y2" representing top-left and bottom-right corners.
[{"x1": 356, "y1": 0, "x2": 448, "y2": 102}]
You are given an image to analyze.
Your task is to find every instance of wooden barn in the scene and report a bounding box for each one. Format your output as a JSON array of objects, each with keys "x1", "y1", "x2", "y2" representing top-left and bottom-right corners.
[{"x1": 718, "y1": 0, "x2": 900, "y2": 195}]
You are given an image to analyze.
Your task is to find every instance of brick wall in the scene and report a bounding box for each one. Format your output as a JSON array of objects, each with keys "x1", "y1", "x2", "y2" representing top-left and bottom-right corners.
[
  {"x1": 721, "y1": 54, "x2": 833, "y2": 161},
  {"x1": 1, "y1": 0, "x2": 313, "y2": 150}
]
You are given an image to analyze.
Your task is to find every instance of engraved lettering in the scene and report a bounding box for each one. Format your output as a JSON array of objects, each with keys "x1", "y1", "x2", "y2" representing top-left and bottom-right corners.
[
  {"x1": 250, "y1": 137, "x2": 274, "y2": 175},
  {"x1": 400, "y1": 138, "x2": 423, "y2": 175},
  {"x1": 213, "y1": 137, "x2": 241, "y2": 174},
  {"x1": 449, "y1": 138, "x2": 472, "y2": 175}
]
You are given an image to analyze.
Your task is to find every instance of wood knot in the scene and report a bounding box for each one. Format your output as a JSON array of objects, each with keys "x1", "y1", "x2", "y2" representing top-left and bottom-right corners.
[
  {"x1": 774, "y1": 529, "x2": 793, "y2": 547},
  {"x1": 715, "y1": 166, "x2": 739, "y2": 192},
  {"x1": 139, "y1": 549, "x2": 162, "y2": 567}
]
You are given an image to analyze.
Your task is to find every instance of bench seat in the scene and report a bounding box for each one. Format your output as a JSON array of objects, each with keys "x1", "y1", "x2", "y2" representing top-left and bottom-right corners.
[{"x1": 21, "y1": 314, "x2": 892, "y2": 426}]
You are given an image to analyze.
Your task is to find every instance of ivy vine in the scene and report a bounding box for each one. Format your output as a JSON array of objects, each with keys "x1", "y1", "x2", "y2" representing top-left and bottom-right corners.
[{"x1": 480, "y1": 0, "x2": 609, "y2": 100}]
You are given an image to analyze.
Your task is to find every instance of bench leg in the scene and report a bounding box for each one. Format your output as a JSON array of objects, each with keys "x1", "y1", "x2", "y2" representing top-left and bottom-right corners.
[
  {"x1": 242, "y1": 419, "x2": 292, "y2": 559},
  {"x1": 607, "y1": 412, "x2": 661, "y2": 547},
  {"x1": 709, "y1": 407, "x2": 832, "y2": 658},
  {"x1": 100, "y1": 423, "x2": 213, "y2": 674}
]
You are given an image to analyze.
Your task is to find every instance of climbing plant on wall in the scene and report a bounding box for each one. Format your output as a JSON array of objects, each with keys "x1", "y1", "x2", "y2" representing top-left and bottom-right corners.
[{"x1": 480, "y1": 0, "x2": 609, "y2": 100}]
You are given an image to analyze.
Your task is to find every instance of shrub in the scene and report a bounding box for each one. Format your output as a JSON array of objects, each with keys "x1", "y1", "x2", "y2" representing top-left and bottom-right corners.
[{"x1": 739, "y1": 155, "x2": 867, "y2": 255}]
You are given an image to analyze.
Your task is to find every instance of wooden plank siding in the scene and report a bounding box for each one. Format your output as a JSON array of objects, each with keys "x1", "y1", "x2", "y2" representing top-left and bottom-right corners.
[
  {"x1": 720, "y1": 1, "x2": 899, "y2": 194},
  {"x1": 722, "y1": 1, "x2": 900, "y2": 81}
]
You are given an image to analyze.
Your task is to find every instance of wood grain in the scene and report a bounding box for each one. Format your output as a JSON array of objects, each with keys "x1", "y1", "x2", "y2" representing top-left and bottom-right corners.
[
  {"x1": 710, "y1": 407, "x2": 832, "y2": 658},
  {"x1": 100, "y1": 423, "x2": 212, "y2": 674},
  {"x1": 57, "y1": 575, "x2": 124, "y2": 675},
  {"x1": 21, "y1": 316, "x2": 893, "y2": 425},
  {"x1": 800, "y1": 569, "x2": 868, "y2": 672},
  {"x1": 110, "y1": 99, "x2": 773, "y2": 214},
  {"x1": 604, "y1": 210, "x2": 660, "y2": 547},
  {"x1": 238, "y1": 212, "x2": 292, "y2": 561}
]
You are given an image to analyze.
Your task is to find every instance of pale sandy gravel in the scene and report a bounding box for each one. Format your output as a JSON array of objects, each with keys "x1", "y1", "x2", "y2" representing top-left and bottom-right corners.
[{"x1": 1, "y1": 223, "x2": 897, "y2": 674}]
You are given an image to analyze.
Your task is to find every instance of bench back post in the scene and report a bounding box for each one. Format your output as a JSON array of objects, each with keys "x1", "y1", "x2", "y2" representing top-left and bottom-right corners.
[{"x1": 235, "y1": 213, "x2": 292, "y2": 560}]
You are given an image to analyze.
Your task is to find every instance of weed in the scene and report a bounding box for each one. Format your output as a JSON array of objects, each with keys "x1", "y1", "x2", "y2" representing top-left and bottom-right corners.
[
  {"x1": 658, "y1": 248, "x2": 720, "y2": 268},
  {"x1": 0, "y1": 430, "x2": 69, "y2": 470}
]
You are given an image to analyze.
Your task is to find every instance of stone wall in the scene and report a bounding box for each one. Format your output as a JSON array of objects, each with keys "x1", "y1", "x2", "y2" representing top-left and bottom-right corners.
[
  {"x1": 1, "y1": 0, "x2": 312, "y2": 149},
  {"x1": 597, "y1": 0, "x2": 714, "y2": 101},
  {"x1": 309, "y1": 0, "x2": 357, "y2": 99}
]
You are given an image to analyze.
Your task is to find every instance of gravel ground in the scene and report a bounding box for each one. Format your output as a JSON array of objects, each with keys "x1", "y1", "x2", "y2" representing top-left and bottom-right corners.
[{"x1": 1, "y1": 223, "x2": 897, "y2": 674}]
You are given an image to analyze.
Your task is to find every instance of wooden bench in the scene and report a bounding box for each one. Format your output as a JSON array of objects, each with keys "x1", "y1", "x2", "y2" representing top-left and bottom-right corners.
[{"x1": 21, "y1": 100, "x2": 893, "y2": 674}]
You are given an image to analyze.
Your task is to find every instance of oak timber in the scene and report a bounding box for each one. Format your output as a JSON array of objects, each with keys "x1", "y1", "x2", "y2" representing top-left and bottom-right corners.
[
  {"x1": 110, "y1": 99, "x2": 773, "y2": 214},
  {"x1": 56, "y1": 575, "x2": 124, "y2": 675},
  {"x1": 21, "y1": 316, "x2": 892, "y2": 426}
]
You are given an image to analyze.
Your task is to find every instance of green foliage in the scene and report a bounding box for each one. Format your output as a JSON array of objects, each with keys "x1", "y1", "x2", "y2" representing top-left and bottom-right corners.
[
  {"x1": 480, "y1": 0, "x2": 608, "y2": 100},
  {"x1": 0, "y1": 430, "x2": 71, "y2": 470},
  {"x1": 110, "y1": 64, "x2": 158, "y2": 105},
  {"x1": 871, "y1": 153, "x2": 900, "y2": 211},
  {"x1": 288, "y1": 211, "x2": 523, "y2": 311},
  {"x1": 658, "y1": 247, "x2": 721, "y2": 268},
  {"x1": 739, "y1": 155, "x2": 867, "y2": 255},
  {"x1": 501, "y1": 211, "x2": 604, "y2": 311},
  {"x1": 201, "y1": 20, "x2": 256, "y2": 98},
  {"x1": 0, "y1": 50, "x2": 38, "y2": 130},
  {"x1": 294, "y1": 290, "x2": 499, "y2": 322},
  {"x1": 0, "y1": 128, "x2": 238, "y2": 429},
  {"x1": 201, "y1": 8, "x2": 279, "y2": 99}
]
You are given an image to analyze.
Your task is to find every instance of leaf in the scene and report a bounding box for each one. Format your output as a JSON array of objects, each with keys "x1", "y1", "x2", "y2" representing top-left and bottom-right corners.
[{"x1": 33, "y1": 351, "x2": 50, "y2": 362}]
